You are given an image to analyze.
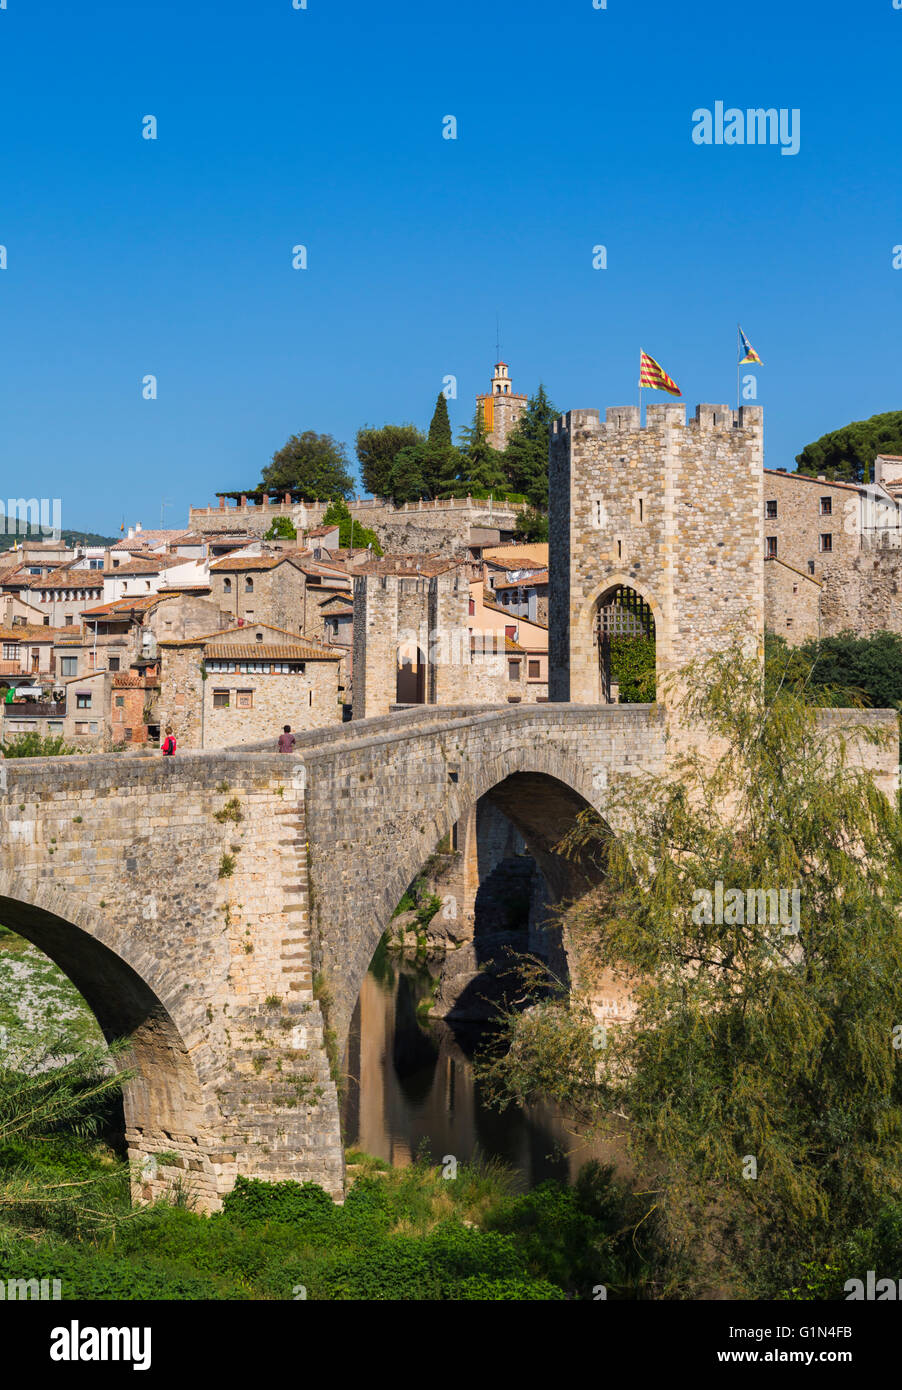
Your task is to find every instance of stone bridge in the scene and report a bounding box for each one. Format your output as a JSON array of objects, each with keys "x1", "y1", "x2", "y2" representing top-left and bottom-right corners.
[{"x1": 0, "y1": 702, "x2": 894, "y2": 1208}]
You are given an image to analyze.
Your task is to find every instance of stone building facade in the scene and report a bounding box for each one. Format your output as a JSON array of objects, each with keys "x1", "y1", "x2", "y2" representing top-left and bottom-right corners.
[
  {"x1": 549, "y1": 403, "x2": 764, "y2": 702},
  {"x1": 764, "y1": 557, "x2": 822, "y2": 644},
  {"x1": 157, "y1": 623, "x2": 344, "y2": 750},
  {"x1": 760, "y1": 468, "x2": 902, "y2": 640},
  {"x1": 208, "y1": 553, "x2": 308, "y2": 632},
  {"x1": 761, "y1": 469, "x2": 862, "y2": 582}
]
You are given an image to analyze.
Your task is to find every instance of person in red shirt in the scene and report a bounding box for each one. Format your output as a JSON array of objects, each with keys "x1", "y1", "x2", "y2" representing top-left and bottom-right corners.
[
  {"x1": 161, "y1": 726, "x2": 177, "y2": 755},
  {"x1": 278, "y1": 724, "x2": 296, "y2": 753}
]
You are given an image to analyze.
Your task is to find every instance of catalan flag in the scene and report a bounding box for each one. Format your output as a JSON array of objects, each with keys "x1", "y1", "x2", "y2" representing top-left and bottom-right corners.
[
  {"x1": 639, "y1": 350, "x2": 681, "y2": 397},
  {"x1": 738, "y1": 326, "x2": 762, "y2": 365}
]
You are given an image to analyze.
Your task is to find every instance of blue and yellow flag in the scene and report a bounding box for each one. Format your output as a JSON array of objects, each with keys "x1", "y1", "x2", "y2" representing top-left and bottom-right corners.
[{"x1": 738, "y1": 326, "x2": 762, "y2": 365}]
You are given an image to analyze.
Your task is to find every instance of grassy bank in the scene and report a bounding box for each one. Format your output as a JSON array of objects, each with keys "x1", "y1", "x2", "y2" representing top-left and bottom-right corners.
[{"x1": 0, "y1": 1127, "x2": 679, "y2": 1299}]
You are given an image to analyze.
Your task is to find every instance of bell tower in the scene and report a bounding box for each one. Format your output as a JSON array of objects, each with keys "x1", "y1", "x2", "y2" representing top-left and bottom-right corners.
[{"x1": 476, "y1": 361, "x2": 528, "y2": 449}]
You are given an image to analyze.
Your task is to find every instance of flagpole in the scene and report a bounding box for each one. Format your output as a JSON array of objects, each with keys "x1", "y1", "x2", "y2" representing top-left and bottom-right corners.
[
  {"x1": 736, "y1": 324, "x2": 740, "y2": 413},
  {"x1": 638, "y1": 348, "x2": 643, "y2": 424}
]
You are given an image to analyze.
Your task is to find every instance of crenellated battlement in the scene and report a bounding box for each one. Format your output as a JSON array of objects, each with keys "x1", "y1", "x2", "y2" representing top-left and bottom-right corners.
[{"x1": 552, "y1": 403, "x2": 763, "y2": 436}]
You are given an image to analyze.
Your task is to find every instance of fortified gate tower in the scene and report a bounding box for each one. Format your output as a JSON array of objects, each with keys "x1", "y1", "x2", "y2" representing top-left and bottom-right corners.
[{"x1": 548, "y1": 402, "x2": 764, "y2": 703}]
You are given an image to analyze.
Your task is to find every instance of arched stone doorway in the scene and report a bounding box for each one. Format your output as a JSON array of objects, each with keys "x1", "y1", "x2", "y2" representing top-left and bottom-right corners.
[
  {"x1": 396, "y1": 642, "x2": 426, "y2": 704},
  {"x1": 594, "y1": 584, "x2": 656, "y2": 703}
]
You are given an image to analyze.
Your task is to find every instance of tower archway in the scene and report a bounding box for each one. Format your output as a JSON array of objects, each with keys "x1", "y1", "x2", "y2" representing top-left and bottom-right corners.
[{"x1": 594, "y1": 584, "x2": 656, "y2": 703}]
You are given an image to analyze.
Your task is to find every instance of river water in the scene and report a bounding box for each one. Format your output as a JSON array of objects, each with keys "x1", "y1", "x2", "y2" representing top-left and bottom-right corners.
[{"x1": 342, "y1": 941, "x2": 624, "y2": 1187}]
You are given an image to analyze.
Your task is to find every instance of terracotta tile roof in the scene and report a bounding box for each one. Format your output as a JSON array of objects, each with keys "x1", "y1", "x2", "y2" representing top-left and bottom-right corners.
[
  {"x1": 305, "y1": 525, "x2": 340, "y2": 537},
  {"x1": 469, "y1": 633, "x2": 525, "y2": 655},
  {"x1": 210, "y1": 553, "x2": 287, "y2": 572},
  {"x1": 82, "y1": 595, "x2": 162, "y2": 617},
  {"x1": 477, "y1": 596, "x2": 549, "y2": 633},
  {"x1": 764, "y1": 469, "x2": 863, "y2": 492},
  {"x1": 492, "y1": 570, "x2": 549, "y2": 590},
  {"x1": 159, "y1": 620, "x2": 333, "y2": 649},
  {"x1": 297, "y1": 559, "x2": 352, "y2": 577},
  {"x1": 111, "y1": 529, "x2": 190, "y2": 551},
  {"x1": 0, "y1": 624, "x2": 72, "y2": 641},
  {"x1": 205, "y1": 642, "x2": 342, "y2": 661},
  {"x1": 25, "y1": 567, "x2": 104, "y2": 589},
  {"x1": 106, "y1": 558, "x2": 167, "y2": 575},
  {"x1": 156, "y1": 584, "x2": 212, "y2": 594},
  {"x1": 482, "y1": 543, "x2": 549, "y2": 566}
]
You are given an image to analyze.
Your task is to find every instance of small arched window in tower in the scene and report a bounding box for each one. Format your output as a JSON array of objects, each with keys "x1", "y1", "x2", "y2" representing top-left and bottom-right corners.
[{"x1": 245, "y1": 576, "x2": 254, "y2": 592}]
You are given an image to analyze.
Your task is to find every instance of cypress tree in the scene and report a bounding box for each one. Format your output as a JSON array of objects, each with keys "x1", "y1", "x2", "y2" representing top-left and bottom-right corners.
[{"x1": 427, "y1": 392, "x2": 453, "y2": 449}]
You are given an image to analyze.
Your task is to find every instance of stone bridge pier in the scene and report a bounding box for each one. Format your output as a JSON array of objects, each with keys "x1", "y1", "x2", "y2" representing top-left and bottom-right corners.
[
  {"x1": 0, "y1": 754, "x2": 343, "y2": 1209},
  {"x1": 299, "y1": 704, "x2": 670, "y2": 1050}
]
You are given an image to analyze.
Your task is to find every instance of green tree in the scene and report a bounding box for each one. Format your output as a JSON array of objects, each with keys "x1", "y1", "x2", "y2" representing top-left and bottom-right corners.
[
  {"x1": 321, "y1": 498, "x2": 383, "y2": 555},
  {"x1": 427, "y1": 392, "x2": 453, "y2": 449},
  {"x1": 355, "y1": 425, "x2": 424, "y2": 497},
  {"x1": 514, "y1": 509, "x2": 549, "y2": 544},
  {"x1": 451, "y1": 406, "x2": 506, "y2": 495},
  {"x1": 764, "y1": 630, "x2": 902, "y2": 708},
  {"x1": 0, "y1": 1033, "x2": 131, "y2": 1243},
  {"x1": 264, "y1": 516, "x2": 297, "y2": 540},
  {"x1": 421, "y1": 392, "x2": 464, "y2": 497},
  {"x1": 388, "y1": 445, "x2": 429, "y2": 505},
  {"x1": 262, "y1": 432, "x2": 354, "y2": 499},
  {"x1": 480, "y1": 645, "x2": 902, "y2": 1296},
  {"x1": 501, "y1": 384, "x2": 558, "y2": 508},
  {"x1": 795, "y1": 410, "x2": 902, "y2": 483}
]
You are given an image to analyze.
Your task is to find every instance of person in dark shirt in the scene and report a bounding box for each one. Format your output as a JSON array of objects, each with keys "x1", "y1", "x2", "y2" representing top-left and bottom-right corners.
[{"x1": 278, "y1": 724, "x2": 296, "y2": 753}]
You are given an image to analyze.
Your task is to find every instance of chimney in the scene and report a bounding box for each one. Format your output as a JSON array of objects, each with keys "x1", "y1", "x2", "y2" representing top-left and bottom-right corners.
[
  {"x1": 127, "y1": 527, "x2": 134, "y2": 539},
  {"x1": 135, "y1": 522, "x2": 143, "y2": 533}
]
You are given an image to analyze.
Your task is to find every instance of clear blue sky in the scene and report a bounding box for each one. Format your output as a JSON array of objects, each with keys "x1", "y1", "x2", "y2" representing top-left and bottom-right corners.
[{"x1": 0, "y1": 0, "x2": 898, "y2": 534}]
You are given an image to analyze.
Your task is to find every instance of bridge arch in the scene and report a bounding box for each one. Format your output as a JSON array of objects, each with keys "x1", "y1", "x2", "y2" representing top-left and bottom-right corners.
[
  {"x1": 322, "y1": 744, "x2": 614, "y2": 1051},
  {"x1": 0, "y1": 875, "x2": 207, "y2": 1200}
]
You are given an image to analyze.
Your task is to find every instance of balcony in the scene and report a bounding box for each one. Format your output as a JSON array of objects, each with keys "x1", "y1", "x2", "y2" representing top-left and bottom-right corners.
[{"x1": 3, "y1": 701, "x2": 67, "y2": 719}]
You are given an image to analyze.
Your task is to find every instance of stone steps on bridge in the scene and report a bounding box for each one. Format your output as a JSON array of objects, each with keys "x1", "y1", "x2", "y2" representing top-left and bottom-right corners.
[{"x1": 275, "y1": 796, "x2": 314, "y2": 997}]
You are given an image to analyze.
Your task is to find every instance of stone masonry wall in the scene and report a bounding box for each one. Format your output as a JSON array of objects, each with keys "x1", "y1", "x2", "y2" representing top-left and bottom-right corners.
[
  {"x1": 550, "y1": 404, "x2": 764, "y2": 702},
  {"x1": 202, "y1": 666, "x2": 343, "y2": 749},
  {"x1": 190, "y1": 498, "x2": 524, "y2": 553},
  {"x1": 820, "y1": 546, "x2": 902, "y2": 637},
  {"x1": 764, "y1": 557, "x2": 821, "y2": 644},
  {"x1": 762, "y1": 471, "x2": 860, "y2": 582},
  {"x1": 352, "y1": 569, "x2": 530, "y2": 719},
  {"x1": 0, "y1": 753, "x2": 343, "y2": 1211}
]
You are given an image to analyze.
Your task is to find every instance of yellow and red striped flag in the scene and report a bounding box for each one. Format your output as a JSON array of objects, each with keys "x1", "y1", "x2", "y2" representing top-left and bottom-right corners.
[{"x1": 639, "y1": 350, "x2": 681, "y2": 396}]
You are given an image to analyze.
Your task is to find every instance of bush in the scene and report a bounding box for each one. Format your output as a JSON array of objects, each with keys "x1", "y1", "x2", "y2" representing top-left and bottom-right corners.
[
  {"x1": 1, "y1": 732, "x2": 77, "y2": 758},
  {"x1": 221, "y1": 1175, "x2": 336, "y2": 1226}
]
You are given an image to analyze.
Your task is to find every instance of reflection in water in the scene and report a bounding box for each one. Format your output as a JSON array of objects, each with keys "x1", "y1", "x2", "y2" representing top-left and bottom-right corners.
[{"x1": 343, "y1": 943, "x2": 625, "y2": 1187}]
